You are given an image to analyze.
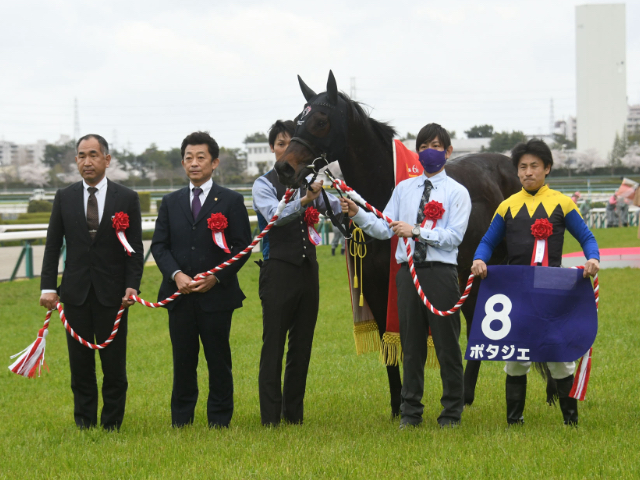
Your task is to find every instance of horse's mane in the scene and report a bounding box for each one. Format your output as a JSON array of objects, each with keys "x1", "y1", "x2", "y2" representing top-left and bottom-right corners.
[{"x1": 339, "y1": 92, "x2": 396, "y2": 152}]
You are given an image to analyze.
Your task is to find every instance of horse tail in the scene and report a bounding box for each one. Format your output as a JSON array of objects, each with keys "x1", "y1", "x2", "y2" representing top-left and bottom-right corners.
[{"x1": 534, "y1": 362, "x2": 559, "y2": 406}]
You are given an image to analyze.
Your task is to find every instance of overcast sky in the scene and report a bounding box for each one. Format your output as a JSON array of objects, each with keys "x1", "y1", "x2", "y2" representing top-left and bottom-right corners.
[{"x1": 1, "y1": 0, "x2": 638, "y2": 153}]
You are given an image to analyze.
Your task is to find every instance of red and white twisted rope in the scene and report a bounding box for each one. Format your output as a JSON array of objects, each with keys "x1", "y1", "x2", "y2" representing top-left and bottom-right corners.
[
  {"x1": 333, "y1": 176, "x2": 600, "y2": 400},
  {"x1": 130, "y1": 188, "x2": 296, "y2": 308},
  {"x1": 332, "y1": 178, "x2": 474, "y2": 316},
  {"x1": 332, "y1": 178, "x2": 600, "y2": 316},
  {"x1": 10, "y1": 189, "x2": 297, "y2": 376}
]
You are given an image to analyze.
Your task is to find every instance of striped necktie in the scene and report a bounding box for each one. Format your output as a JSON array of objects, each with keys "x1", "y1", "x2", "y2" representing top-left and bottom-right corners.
[{"x1": 87, "y1": 187, "x2": 99, "y2": 240}]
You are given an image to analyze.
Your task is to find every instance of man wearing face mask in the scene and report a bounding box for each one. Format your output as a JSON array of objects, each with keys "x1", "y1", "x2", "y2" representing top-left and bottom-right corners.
[{"x1": 340, "y1": 123, "x2": 472, "y2": 429}]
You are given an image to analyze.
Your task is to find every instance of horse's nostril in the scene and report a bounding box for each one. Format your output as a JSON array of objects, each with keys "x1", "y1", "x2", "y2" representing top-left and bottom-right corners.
[{"x1": 275, "y1": 162, "x2": 295, "y2": 178}]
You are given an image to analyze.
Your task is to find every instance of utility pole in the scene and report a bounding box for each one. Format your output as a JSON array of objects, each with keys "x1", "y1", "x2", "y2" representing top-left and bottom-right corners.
[
  {"x1": 350, "y1": 77, "x2": 356, "y2": 100},
  {"x1": 549, "y1": 98, "x2": 555, "y2": 137},
  {"x1": 74, "y1": 98, "x2": 80, "y2": 140}
]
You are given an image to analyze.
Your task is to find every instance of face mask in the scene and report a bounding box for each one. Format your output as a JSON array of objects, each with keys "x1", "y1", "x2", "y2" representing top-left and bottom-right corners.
[{"x1": 418, "y1": 148, "x2": 447, "y2": 173}]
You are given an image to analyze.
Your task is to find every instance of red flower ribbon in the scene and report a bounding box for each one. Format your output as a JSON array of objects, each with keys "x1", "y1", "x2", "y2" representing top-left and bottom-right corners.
[
  {"x1": 421, "y1": 200, "x2": 445, "y2": 229},
  {"x1": 208, "y1": 213, "x2": 230, "y2": 253},
  {"x1": 530, "y1": 218, "x2": 553, "y2": 266},
  {"x1": 112, "y1": 212, "x2": 134, "y2": 256},
  {"x1": 304, "y1": 207, "x2": 321, "y2": 246}
]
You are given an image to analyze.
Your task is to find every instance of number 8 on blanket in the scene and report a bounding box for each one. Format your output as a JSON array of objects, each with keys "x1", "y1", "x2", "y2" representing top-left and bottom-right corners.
[{"x1": 465, "y1": 265, "x2": 598, "y2": 363}]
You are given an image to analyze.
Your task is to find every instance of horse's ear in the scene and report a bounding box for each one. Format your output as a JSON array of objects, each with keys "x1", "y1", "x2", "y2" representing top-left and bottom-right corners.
[
  {"x1": 298, "y1": 75, "x2": 316, "y2": 101},
  {"x1": 326, "y1": 70, "x2": 338, "y2": 106}
]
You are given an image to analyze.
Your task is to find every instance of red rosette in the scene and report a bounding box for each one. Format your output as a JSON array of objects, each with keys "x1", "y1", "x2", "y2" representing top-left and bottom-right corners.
[
  {"x1": 423, "y1": 201, "x2": 445, "y2": 221},
  {"x1": 530, "y1": 218, "x2": 552, "y2": 266},
  {"x1": 304, "y1": 207, "x2": 321, "y2": 246},
  {"x1": 207, "y1": 213, "x2": 228, "y2": 233},
  {"x1": 111, "y1": 211, "x2": 134, "y2": 256},
  {"x1": 304, "y1": 206, "x2": 320, "y2": 226},
  {"x1": 208, "y1": 213, "x2": 230, "y2": 253},
  {"x1": 531, "y1": 218, "x2": 553, "y2": 240},
  {"x1": 112, "y1": 212, "x2": 130, "y2": 231}
]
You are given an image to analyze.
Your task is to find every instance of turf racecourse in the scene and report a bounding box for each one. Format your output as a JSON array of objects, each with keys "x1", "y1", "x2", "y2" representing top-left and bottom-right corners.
[{"x1": 1, "y1": 228, "x2": 639, "y2": 479}]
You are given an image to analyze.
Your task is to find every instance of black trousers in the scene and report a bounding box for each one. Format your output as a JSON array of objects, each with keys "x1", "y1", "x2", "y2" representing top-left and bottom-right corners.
[
  {"x1": 64, "y1": 286, "x2": 128, "y2": 430},
  {"x1": 258, "y1": 258, "x2": 319, "y2": 425},
  {"x1": 396, "y1": 263, "x2": 464, "y2": 426},
  {"x1": 168, "y1": 294, "x2": 234, "y2": 427}
]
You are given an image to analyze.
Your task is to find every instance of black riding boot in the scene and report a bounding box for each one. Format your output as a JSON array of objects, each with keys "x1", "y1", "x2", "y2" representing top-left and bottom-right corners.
[
  {"x1": 331, "y1": 247, "x2": 336, "y2": 256},
  {"x1": 556, "y1": 375, "x2": 578, "y2": 426},
  {"x1": 506, "y1": 374, "x2": 527, "y2": 425}
]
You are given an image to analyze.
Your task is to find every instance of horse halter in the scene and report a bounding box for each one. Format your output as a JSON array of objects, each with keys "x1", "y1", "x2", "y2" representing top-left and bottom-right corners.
[{"x1": 289, "y1": 135, "x2": 332, "y2": 186}]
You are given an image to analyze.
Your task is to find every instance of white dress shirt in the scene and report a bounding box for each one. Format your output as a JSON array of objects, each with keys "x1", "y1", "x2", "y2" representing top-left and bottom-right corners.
[
  {"x1": 189, "y1": 178, "x2": 213, "y2": 209},
  {"x1": 83, "y1": 176, "x2": 108, "y2": 223},
  {"x1": 171, "y1": 178, "x2": 214, "y2": 281},
  {"x1": 351, "y1": 170, "x2": 472, "y2": 265}
]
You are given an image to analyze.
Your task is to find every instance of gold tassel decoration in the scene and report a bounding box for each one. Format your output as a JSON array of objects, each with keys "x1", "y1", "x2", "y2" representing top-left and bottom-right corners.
[
  {"x1": 353, "y1": 320, "x2": 381, "y2": 355},
  {"x1": 349, "y1": 227, "x2": 366, "y2": 294},
  {"x1": 381, "y1": 332, "x2": 403, "y2": 366},
  {"x1": 426, "y1": 334, "x2": 440, "y2": 369}
]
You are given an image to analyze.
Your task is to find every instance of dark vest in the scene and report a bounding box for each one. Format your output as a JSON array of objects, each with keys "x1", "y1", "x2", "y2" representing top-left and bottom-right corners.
[{"x1": 264, "y1": 169, "x2": 317, "y2": 266}]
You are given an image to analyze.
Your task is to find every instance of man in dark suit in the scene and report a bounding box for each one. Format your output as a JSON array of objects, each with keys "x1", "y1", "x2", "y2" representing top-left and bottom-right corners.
[
  {"x1": 151, "y1": 131, "x2": 252, "y2": 428},
  {"x1": 40, "y1": 134, "x2": 144, "y2": 431}
]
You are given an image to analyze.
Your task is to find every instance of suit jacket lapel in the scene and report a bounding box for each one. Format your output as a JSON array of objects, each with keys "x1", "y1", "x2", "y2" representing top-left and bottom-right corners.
[
  {"x1": 74, "y1": 182, "x2": 92, "y2": 243},
  {"x1": 96, "y1": 179, "x2": 117, "y2": 241},
  {"x1": 179, "y1": 186, "x2": 194, "y2": 223},
  {"x1": 195, "y1": 182, "x2": 221, "y2": 225}
]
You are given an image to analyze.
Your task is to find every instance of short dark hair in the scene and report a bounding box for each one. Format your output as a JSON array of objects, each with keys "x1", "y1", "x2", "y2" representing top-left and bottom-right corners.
[
  {"x1": 415, "y1": 123, "x2": 451, "y2": 152},
  {"x1": 511, "y1": 139, "x2": 553, "y2": 172},
  {"x1": 76, "y1": 134, "x2": 109, "y2": 155},
  {"x1": 268, "y1": 120, "x2": 295, "y2": 147},
  {"x1": 181, "y1": 131, "x2": 219, "y2": 159}
]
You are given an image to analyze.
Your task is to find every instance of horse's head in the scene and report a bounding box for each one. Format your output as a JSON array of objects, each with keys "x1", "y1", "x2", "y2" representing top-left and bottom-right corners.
[{"x1": 275, "y1": 70, "x2": 349, "y2": 187}]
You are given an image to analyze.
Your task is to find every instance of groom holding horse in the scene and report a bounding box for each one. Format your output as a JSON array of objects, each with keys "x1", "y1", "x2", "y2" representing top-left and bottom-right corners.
[{"x1": 341, "y1": 123, "x2": 471, "y2": 429}]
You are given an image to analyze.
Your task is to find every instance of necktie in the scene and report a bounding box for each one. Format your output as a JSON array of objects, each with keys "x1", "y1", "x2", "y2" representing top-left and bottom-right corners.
[
  {"x1": 87, "y1": 187, "x2": 99, "y2": 240},
  {"x1": 413, "y1": 180, "x2": 433, "y2": 264},
  {"x1": 192, "y1": 187, "x2": 203, "y2": 220}
]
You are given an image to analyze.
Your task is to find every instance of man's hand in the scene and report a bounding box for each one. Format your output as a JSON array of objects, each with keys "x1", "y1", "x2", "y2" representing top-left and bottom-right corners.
[
  {"x1": 40, "y1": 292, "x2": 59, "y2": 311},
  {"x1": 122, "y1": 288, "x2": 138, "y2": 308},
  {"x1": 340, "y1": 197, "x2": 359, "y2": 217},
  {"x1": 471, "y1": 259, "x2": 488, "y2": 279},
  {"x1": 190, "y1": 274, "x2": 218, "y2": 293},
  {"x1": 175, "y1": 272, "x2": 195, "y2": 294},
  {"x1": 301, "y1": 180, "x2": 323, "y2": 206},
  {"x1": 390, "y1": 221, "x2": 413, "y2": 238},
  {"x1": 583, "y1": 258, "x2": 600, "y2": 278}
]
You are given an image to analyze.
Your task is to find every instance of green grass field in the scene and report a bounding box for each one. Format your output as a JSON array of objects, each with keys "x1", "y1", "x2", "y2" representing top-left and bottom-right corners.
[{"x1": 1, "y1": 228, "x2": 639, "y2": 478}]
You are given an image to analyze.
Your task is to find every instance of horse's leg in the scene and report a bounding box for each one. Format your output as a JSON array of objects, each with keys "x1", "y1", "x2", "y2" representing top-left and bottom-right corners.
[
  {"x1": 367, "y1": 281, "x2": 402, "y2": 418},
  {"x1": 360, "y1": 243, "x2": 402, "y2": 418},
  {"x1": 461, "y1": 279, "x2": 481, "y2": 407}
]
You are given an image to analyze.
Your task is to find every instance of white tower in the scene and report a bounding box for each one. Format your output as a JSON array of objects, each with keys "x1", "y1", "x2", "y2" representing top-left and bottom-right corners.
[{"x1": 576, "y1": 4, "x2": 627, "y2": 159}]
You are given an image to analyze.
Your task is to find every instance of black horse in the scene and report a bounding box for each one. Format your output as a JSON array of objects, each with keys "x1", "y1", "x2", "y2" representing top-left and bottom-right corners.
[{"x1": 275, "y1": 71, "x2": 551, "y2": 414}]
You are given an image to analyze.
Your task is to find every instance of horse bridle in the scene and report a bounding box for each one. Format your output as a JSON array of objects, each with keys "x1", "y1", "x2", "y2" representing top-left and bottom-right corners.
[{"x1": 289, "y1": 136, "x2": 331, "y2": 185}]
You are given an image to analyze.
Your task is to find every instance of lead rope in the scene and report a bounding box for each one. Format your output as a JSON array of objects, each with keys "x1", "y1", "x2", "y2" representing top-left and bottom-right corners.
[{"x1": 9, "y1": 189, "x2": 298, "y2": 378}]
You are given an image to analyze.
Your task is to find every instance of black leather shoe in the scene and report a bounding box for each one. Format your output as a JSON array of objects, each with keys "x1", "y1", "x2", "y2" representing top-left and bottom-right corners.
[
  {"x1": 439, "y1": 421, "x2": 460, "y2": 429},
  {"x1": 398, "y1": 421, "x2": 420, "y2": 430}
]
